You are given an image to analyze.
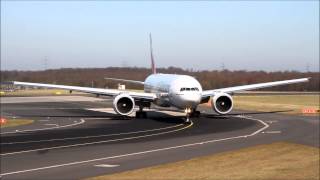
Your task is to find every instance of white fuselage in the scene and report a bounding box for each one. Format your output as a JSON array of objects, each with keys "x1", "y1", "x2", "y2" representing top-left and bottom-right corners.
[{"x1": 144, "y1": 74, "x2": 202, "y2": 109}]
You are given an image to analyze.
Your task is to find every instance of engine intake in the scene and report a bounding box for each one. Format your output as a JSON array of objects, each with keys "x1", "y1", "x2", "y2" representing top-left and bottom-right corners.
[
  {"x1": 113, "y1": 94, "x2": 135, "y2": 115},
  {"x1": 211, "y1": 93, "x2": 233, "y2": 114}
]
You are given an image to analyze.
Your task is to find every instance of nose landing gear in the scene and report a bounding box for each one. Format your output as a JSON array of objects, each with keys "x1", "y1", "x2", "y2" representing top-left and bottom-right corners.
[
  {"x1": 184, "y1": 108, "x2": 192, "y2": 124},
  {"x1": 185, "y1": 116, "x2": 192, "y2": 124},
  {"x1": 184, "y1": 108, "x2": 200, "y2": 124}
]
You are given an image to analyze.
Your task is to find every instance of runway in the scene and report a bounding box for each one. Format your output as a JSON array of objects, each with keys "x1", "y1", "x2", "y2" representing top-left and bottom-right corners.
[{"x1": 0, "y1": 96, "x2": 319, "y2": 180}]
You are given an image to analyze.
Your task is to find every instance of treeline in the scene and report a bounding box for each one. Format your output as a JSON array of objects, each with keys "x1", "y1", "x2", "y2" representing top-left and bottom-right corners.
[{"x1": 1, "y1": 67, "x2": 319, "y2": 91}]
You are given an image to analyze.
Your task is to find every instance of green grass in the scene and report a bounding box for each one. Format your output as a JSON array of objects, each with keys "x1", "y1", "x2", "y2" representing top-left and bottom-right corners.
[
  {"x1": 87, "y1": 142, "x2": 319, "y2": 180},
  {"x1": 1, "y1": 119, "x2": 34, "y2": 128},
  {"x1": 233, "y1": 95, "x2": 319, "y2": 115}
]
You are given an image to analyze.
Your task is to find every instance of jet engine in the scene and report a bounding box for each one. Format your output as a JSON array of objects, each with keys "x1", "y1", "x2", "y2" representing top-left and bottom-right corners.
[
  {"x1": 211, "y1": 93, "x2": 233, "y2": 114},
  {"x1": 113, "y1": 94, "x2": 135, "y2": 115}
]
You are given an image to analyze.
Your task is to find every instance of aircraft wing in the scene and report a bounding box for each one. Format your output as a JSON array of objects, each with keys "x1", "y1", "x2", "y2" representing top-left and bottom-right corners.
[
  {"x1": 12, "y1": 81, "x2": 156, "y2": 100},
  {"x1": 201, "y1": 78, "x2": 310, "y2": 97},
  {"x1": 104, "y1": 77, "x2": 144, "y2": 85}
]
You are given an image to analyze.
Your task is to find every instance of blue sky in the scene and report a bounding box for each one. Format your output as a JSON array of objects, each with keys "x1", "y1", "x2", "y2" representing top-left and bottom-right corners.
[{"x1": 1, "y1": 1, "x2": 319, "y2": 72}]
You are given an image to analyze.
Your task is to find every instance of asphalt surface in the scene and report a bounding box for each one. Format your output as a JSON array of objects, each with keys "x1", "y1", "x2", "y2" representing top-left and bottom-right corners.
[{"x1": 0, "y1": 96, "x2": 319, "y2": 180}]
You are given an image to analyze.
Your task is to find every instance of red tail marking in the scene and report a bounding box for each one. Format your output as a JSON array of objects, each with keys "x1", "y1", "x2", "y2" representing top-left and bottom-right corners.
[{"x1": 150, "y1": 33, "x2": 156, "y2": 74}]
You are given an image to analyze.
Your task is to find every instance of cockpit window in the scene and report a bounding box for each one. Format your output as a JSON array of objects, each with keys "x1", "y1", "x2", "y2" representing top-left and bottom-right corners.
[
  {"x1": 180, "y1": 88, "x2": 185, "y2": 91},
  {"x1": 186, "y1": 88, "x2": 190, "y2": 91},
  {"x1": 191, "y1": 88, "x2": 195, "y2": 91}
]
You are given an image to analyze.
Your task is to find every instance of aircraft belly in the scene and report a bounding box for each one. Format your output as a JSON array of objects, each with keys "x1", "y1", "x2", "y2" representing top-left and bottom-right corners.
[{"x1": 153, "y1": 96, "x2": 171, "y2": 107}]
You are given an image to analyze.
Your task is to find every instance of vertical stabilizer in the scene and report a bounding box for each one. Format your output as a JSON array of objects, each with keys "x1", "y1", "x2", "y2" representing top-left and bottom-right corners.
[{"x1": 150, "y1": 33, "x2": 157, "y2": 74}]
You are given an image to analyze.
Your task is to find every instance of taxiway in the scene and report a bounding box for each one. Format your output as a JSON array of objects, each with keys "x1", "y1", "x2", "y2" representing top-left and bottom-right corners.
[{"x1": 0, "y1": 96, "x2": 318, "y2": 179}]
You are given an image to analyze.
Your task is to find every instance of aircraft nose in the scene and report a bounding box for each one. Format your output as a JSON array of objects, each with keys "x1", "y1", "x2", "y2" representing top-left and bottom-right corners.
[{"x1": 183, "y1": 93, "x2": 201, "y2": 104}]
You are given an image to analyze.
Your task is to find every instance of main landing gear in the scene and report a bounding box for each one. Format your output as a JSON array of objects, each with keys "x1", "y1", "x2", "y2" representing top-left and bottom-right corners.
[{"x1": 136, "y1": 105, "x2": 147, "y2": 118}]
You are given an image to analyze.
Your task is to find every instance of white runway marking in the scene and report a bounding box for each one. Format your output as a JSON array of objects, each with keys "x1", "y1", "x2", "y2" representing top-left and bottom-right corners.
[
  {"x1": 266, "y1": 120, "x2": 278, "y2": 124},
  {"x1": 0, "y1": 116, "x2": 269, "y2": 177},
  {"x1": 44, "y1": 124, "x2": 59, "y2": 126},
  {"x1": 0, "y1": 119, "x2": 85, "y2": 135},
  {"x1": 88, "y1": 108, "x2": 136, "y2": 117},
  {"x1": 263, "y1": 131, "x2": 281, "y2": 134},
  {"x1": 87, "y1": 108, "x2": 186, "y2": 117},
  {"x1": 1, "y1": 123, "x2": 183, "y2": 145},
  {"x1": 38, "y1": 120, "x2": 50, "y2": 122},
  {"x1": 0, "y1": 122, "x2": 192, "y2": 156},
  {"x1": 94, "y1": 164, "x2": 119, "y2": 168}
]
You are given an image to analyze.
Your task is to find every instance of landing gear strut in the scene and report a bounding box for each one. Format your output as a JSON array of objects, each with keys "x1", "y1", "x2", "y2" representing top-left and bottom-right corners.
[
  {"x1": 184, "y1": 108, "x2": 192, "y2": 124},
  {"x1": 184, "y1": 108, "x2": 201, "y2": 124}
]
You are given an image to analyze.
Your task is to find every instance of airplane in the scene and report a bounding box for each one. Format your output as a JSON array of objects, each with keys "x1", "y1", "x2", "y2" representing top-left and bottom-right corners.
[{"x1": 11, "y1": 34, "x2": 310, "y2": 123}]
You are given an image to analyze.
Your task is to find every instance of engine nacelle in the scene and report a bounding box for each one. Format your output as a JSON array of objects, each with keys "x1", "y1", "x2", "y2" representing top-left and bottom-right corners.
[
  {"x1": 113, "y1": 94, "x2": 135, "y2": 115},
  {"x1": 211, "y1": 93, "x2": 233, "y2": 114}
]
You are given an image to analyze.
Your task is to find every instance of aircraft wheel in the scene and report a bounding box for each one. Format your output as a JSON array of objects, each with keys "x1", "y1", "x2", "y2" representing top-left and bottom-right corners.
[{"x1": 184, "y1": 116, "x2": 192, "y2": 124}]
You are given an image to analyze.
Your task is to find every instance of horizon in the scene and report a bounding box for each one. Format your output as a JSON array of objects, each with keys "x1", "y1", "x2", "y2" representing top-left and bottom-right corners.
[
  {"x1": 1, "y1": 1, "x2": 319, "y2": 72},
  {"x1": 1, "y1": 66, "x2": 319, "y2": 73}
]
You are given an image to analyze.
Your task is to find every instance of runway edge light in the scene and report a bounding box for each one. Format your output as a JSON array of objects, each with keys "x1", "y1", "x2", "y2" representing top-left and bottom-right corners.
[
  {"x1": 302, "y1": 108, "x2": 319, "y2": 114},
  {"x1": 0, "y1": 117, "x2": 7, "y2": 125}
]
